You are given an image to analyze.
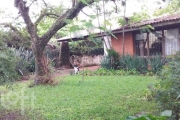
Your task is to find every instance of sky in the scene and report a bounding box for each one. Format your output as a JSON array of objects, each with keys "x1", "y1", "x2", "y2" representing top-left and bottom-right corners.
[{"x1": 0, "y1": 0, "x2": 167, "y2": 28}]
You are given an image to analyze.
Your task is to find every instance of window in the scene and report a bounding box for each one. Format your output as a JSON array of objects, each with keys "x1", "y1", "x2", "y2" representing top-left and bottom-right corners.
[
  {"x1": 135, "y1": 31, "x2": 162, "y2": 56},
  {"x1": 164, "y1": 29, "x2": 179, "y2": 55},
  {"x1": 135, "y1": 28, "x2": 180, "y2": 56},
  {"x1": 135, "y1": 33, "x2": 147, "y2": 56},
  {"x1": 149, "y1": 31, "x2": 162, "y2": 55}
]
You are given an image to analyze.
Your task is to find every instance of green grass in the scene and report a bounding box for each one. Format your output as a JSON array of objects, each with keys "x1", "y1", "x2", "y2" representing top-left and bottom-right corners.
[{"x1": 0, "y1": 76, "x2": 158, "y2": 120}]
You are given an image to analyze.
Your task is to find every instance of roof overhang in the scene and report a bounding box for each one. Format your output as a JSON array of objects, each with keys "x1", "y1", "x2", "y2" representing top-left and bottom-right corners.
[
  {"x1": 57, "y1": 14, "x2": 180, "y2": 42},
  {"x1": 57, "y1": 33, "x2": 103, "y2": 42},
  {"x1": 112, "y1": 20, "x2": 180, "y2": 34}
]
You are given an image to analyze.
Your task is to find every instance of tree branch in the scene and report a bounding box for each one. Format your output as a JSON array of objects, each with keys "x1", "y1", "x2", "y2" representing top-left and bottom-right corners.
[
  {"x1": 41, "y1": 0, "x2": 48, "y2": 7},
  {"x1": 34, "y1": 9, "x2": 47, "y2": 27},
  {"x1": 72, "y1": 0, "x2": 76, "y2": 7},
  {"x1": 81, "y1": 10, "x2": 92, "y2": 17},
  {"x1": 28, "y1": 0, "x2": 37, "y2": 8},
  {"x1": 40, "y1": 0, "x2": 95, "y2": 47},
  {"x1": 1, "y1": 23, "x2": 22, "y2": 37},
  {"x1": 45, "y1": 13, "x2": 59, "y2": 19},
  {"x1": 34, "y1": 9, "x2": 59, "y2": 26},
  {"x1": 1, "y1": 23, "x2": 30, "y2": 41},
  {"x1": 14, "y1": 0, "x2": 38, "y2": 39}
]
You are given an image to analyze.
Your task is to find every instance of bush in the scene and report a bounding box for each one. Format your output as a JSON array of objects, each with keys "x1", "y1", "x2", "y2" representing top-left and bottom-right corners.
[
  {"x1": 107, "y1": 49, "x2": 120, "y2": 69},
  {"x1": 0, "y1": 41, "x2": 19, "y2": 84},
  {"x1": 119, "y1": 55, "x2": 148, "y2": 74},
  {"x1": 148, "y1": 54, "x2": 165, "y2": 74},
  {"x1": 100, "y1": 56, "x2": 112, "y2": 70},
  {"x1": 12, "y1": 47, "x2": 35, "y2": 75},
  {"x1": 153, "y1": 51, "x2": 180, "y2": 120},
  {"x1": 79, "y1": 68, "x2": 140, "y2": 76},
  {"x1": 100, "y1": 49, "x2": 120, "y2": 70},
  {"x1": 15, "y1": 59, "x2": 30, "y2": 76},
  {"x1": 101, "y1": 51, "x2": 165, "y2": 75}
]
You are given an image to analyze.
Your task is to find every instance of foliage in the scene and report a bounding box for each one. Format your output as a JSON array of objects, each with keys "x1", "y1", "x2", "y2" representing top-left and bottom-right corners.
[
  {"x1": 126, "y1": 109, "x2": 172, "y2": 120},
  {"x1": 100, "y1": 49, "x2": 120, "y2": 70},
  {"x1": 107, "y1": 49, "x2": 120, "y2": 70},
  {"x1": 119, "y1": 55, "x2": 148, "y2": 74},
  {"x1": 118, "y1": 5, "x2": 150, "y2": 26},
  {"x1": 12, "y1": 45, "x2": 59, "y2": 75},
  {"x1": 78, "y1": 68, "x2": 139, "y2": 76},
  {"x1": 100, "y1": 56, "x2": 112, "y2": 70},
  {"x1": 12, "y1": 47, "x2": 35, "y2": 75},
  {"x1": 129, "y1": 10, "x2": 150, "y2": 23},
  {"x1": 45, "y1": 45, "x2": 60, "y2": 67},
  {"x1": 126, "y1": 114, "x2": 168, "y2": 120},
  {"x1": 69, "y1": 38, "x2": 103, "y2": 56},
  {"x1": 0, "y1": 76, "x2": 157, "y2": 119},
  {"x1": 0, "y1": 38, "x2": 19, "y2": 84},
  {"x1": 140, "y1": 25, "x2": 154, "y2": 33},
  {"x1": 154, "y1": 0, "x2": 180, "y2": 16},
  {"x1": 0, "y1": 28, "x2": 31, "y2": 49},
  {"x1": 36, "y1": 3, "x2": 67, "y2": 36},
  {"x1": 151, "y1": 51, "x2": 180, "y2": 120},
  {"x1": 101, "y1": 54, "x2": 165, "y2": 75},
  {"x1": 148, "y1": 55, "x2": 165, "y2": 74}
]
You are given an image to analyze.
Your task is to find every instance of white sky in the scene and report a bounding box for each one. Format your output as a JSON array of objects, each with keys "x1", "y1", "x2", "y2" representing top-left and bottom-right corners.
[{"x1": 0, "y1": 0, "x2": 166, "y2": 27}]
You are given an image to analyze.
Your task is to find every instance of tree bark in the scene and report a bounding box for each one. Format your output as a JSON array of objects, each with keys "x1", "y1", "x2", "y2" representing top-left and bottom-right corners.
[{"x1": 32, "y1": 38, "x2": 52, "y2": 84}]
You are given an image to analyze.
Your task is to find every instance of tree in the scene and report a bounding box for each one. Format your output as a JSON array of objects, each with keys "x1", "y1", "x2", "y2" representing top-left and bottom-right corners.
[
  {"x1": 13, "y1": 0, "x2": 98, "y2": 84},
  {"x1": 0, "y1": 26, "x2": 31, "y2": 49},
  {"x1": 154, "y1": 0, "x2": 180, "y2": 16}
]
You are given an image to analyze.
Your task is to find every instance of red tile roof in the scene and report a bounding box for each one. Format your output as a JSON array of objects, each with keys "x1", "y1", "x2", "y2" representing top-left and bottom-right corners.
[{"x1": 113, "y1": 14, "x2": 180, "y2": 32}]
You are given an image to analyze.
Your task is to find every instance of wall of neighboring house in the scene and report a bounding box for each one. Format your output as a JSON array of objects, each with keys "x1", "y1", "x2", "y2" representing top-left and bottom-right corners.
[{"x1": 111, "y1": 32, "x2": 134, "y2": 55}]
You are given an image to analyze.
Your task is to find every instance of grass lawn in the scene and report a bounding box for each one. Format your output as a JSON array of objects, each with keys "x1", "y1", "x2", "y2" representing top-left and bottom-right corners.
[{"x1": 0, "y1": 76, "x2": 158, "y2": 120}]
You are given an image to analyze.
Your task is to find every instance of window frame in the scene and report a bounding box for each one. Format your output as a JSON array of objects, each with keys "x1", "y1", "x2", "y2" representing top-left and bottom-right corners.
[{"x1": 133, "y1": 27, "x2": 180, "y2": 57}]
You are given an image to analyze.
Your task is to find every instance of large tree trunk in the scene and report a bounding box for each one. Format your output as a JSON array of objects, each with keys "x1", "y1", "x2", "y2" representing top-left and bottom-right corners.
[
  {"x1": 32, "y1": 39, "x2": 52, "y2": 84},
  {"x1": 34, "y1": 50, "x2": 49, "y2": 84}
]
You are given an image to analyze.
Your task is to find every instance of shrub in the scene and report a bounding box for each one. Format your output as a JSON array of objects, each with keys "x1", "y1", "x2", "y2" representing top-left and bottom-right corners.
[
  {"x1": 107, "y1": 49, "x2": 120, "y2": 69},
  {"x1": 15, "y1": 59, "x2": 29, "y2": 76},
  {"x1": 12, "y1": 47, "x2": 35, "y2": 75},
  {"x1": 100, "y1": 56, "x2": 112, "y2": 70},
  {"x1": 148, "y1": 54, "x2": 165, "y2": 74},
  {"x1": 0, "y1": 41, "x2": 19, "y2": 84},
  {"x1": 79, "y1": 68, "x2": 140, "y2": 76},
  {"x1": 119, "y1": 55, "x2": 148, "y2": 74},
  {"x1": 100, "y1": 49, "x2": 120, "y2": 70},
  {"x1": 153, "y1": 51, "x2": 180, "y2": 120}
]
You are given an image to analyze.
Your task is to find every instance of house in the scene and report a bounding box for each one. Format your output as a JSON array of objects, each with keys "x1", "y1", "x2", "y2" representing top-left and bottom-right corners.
[
  {"x1": 111, "y1": 14, "x2": 180, "y2": 57},
  {"x1": 57, "y1": 14, "x2": 180, "y2": 57}
]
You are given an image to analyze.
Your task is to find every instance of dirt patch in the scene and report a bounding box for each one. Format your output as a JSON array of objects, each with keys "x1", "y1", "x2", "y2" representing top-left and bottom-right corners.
[
  {"x1": 20, "y1": 65, "x2": 100, "y2": 82},
  {"x1": 53, "y1": 65, "x2": 100, "y2": 77},
  {"x1": 0, "y1": 109, "x2": 44, "y2": 120},
  {"x1": 0, "y1": 110, "x2": 25, "y2": 120}
]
